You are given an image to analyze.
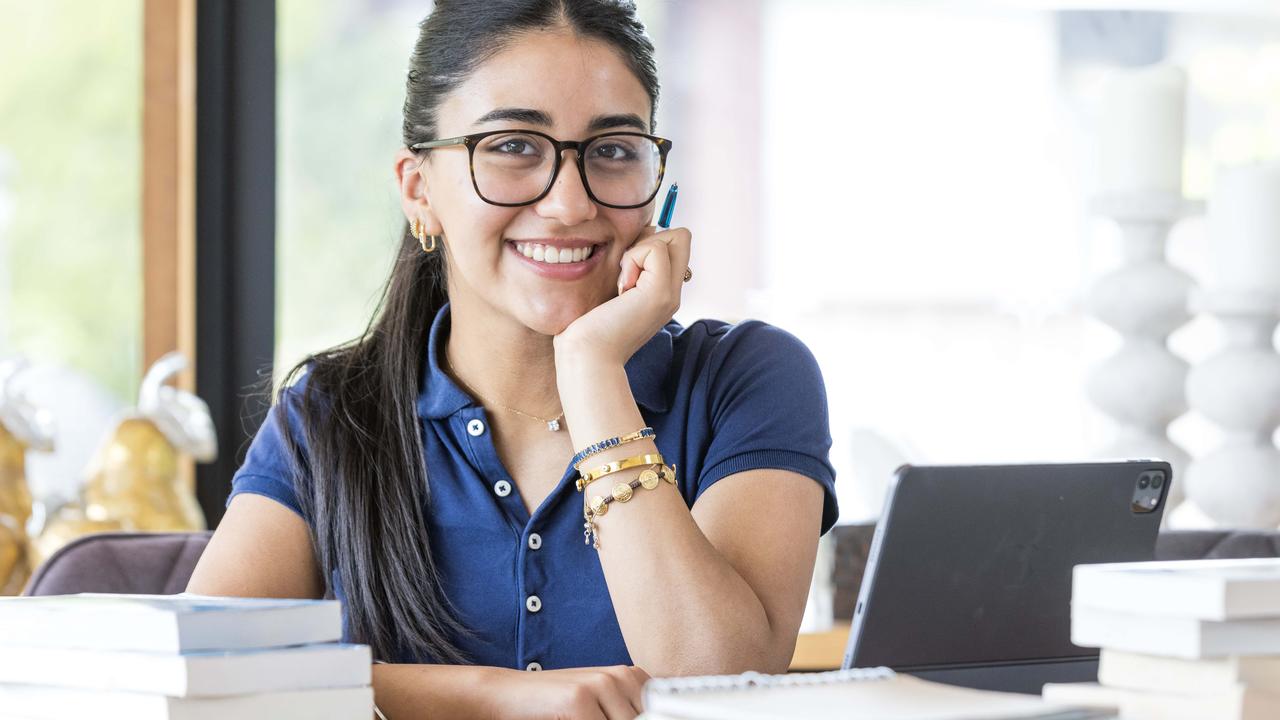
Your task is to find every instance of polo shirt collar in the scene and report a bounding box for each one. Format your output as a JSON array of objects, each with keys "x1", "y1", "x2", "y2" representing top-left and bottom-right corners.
[{"x1": 417, "y1": 302, "x2": 673, "y2": 420}]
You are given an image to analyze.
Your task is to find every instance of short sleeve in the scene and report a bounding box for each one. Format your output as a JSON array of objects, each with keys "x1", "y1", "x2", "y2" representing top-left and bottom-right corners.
[
  {"x1": 225, "y1": 379, "x2": 313, "y2": 522},
  {"x1": 695, "y1": 322, "x2": 839, "y2": 534}
]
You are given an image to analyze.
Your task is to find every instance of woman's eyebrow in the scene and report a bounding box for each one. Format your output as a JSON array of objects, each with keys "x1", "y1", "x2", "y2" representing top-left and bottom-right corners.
[
  {"x1": 474, "y1": 107, "x2": 552, "y2": 126},
  {"x1": 586, "y1": 113, "x2": 647, "y2": 133},
  {"x1": 472, "y1": 108, "x2": 648, "y2": 133}
]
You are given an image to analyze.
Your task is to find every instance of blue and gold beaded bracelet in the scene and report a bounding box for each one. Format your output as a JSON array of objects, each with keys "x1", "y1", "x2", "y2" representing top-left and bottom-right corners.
[{"x1": 571, "y1": 427, "x2": 656, "y2": 471}]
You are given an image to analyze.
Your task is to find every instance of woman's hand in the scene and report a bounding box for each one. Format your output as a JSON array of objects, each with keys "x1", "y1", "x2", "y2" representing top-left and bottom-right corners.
[
  {"x1": 486, "y1": 664, "x2": 651, "y2": 720},
  {"x1": 554, "y1": 226, "x2": 691, "y2": 368},
  {"x1": 370, "y1": 662, "x2": 650, "y2": 720}
]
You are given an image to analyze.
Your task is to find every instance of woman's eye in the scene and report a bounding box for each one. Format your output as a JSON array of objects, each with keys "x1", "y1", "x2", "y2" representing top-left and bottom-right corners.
[
  {"x1": 482, "y1": 135, "x2": 544, "y2": 157},
  {"x1": 497, "y1": 140, "x2": 535, "y2": 154},
  {"x1": 593, "y1": 143, "x2": 636, "y2": 161}
]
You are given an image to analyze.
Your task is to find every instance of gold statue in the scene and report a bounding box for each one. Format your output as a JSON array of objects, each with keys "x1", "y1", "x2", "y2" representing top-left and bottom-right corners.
[
  {"x1": 32, "y1": 352, "x2": 217, "y2": 566},
  {"x1": 82, "y1": 416, "x2": 206, "y2": 531},
  {"x1": 0, "y1": 359, "x2": 55, "y2": 595},
  {"x1": 0, "y1": 423, "x2": 34, "y2": 595},
  {"x1": 26, "y1": 501, "x2": 121, "y2": 571}
]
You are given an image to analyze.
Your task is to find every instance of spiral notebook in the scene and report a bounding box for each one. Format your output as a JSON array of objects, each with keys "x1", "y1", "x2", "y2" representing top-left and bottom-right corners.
[{"x1": 640, "y1": 667, "x2": 1112, "y2": 720}]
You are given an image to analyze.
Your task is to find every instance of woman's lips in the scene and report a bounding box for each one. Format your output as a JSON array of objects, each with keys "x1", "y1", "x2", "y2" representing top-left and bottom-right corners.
[{"x1": 506, "y1": 240, "x2": 606, "y2": 281}]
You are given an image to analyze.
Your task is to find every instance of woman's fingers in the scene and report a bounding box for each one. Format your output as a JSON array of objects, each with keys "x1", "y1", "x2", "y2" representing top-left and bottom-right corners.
[
  {"x1": 618, "y1": 248, "x2": 644, "y2": 294},
  {"x1": 666, "y1": 228, "x2": 692, "y2": 286},
  {"x1": 617, "y1": 227, "x2": 690, "y2": 295},
  {"x1": 618, "y1": 665, "x2": 650, "y2": 714},
  {"x1": 594, "y1": 666, "x2": 645, "y2": 719},
  {"x1": 618, "y1": 225, "x2": 660, "y2": 293}
]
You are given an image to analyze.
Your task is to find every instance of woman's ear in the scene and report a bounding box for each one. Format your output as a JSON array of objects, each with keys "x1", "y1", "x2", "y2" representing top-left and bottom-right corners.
[{"x1": 394, "y1": 147, "x2": 444, "y2": 235}]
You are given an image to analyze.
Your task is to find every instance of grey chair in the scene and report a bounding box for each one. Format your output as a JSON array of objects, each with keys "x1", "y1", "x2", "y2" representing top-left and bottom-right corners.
[
  {"x1": 1154, "y1": 530, "x2": 1280, "y2": 561},
  {"x1": 22, "y1": 531, "x2": 212, "y2": 596}
]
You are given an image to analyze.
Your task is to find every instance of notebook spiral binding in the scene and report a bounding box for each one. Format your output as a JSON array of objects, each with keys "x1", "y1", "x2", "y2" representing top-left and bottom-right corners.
[{"x1": 645, "y1": 666, "x2": 896, "y2": 695}]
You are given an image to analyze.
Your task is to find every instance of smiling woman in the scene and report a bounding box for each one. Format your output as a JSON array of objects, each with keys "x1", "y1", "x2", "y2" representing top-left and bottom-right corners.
[{"x1": 186, "y1": 2, "x2": 838, "y2": 719}]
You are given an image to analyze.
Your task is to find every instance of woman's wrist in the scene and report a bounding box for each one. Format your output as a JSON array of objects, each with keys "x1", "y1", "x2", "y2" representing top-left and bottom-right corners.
[
  {"x1": 554, "y1": 346, "x2": 629, "y2": 404},
  {"x1": 553, "y1": 331, "x2": 617, "y2": 370},
  {"x1": 372, "y1": 663, "x2": 512, "y2": 720},
  {"x1": 553, "y1": 320, "x2": 657, "y2": 372},
  {"x1": 558, "y1": 369, "x2": 634, "y2": 431}
]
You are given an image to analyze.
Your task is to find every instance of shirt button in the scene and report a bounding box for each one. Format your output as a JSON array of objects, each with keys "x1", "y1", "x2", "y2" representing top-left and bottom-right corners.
[
  {"x1": 526, "y1": 595, "x2": 542, "y2": 613},
  {"x1": 467, "y1": 419, "x2": 486, "y2": 436},
  {"x1": 528, "y1": 533, "x2": 542, "y2": 550},
  {"x1": 526, "y1": 662, "x2": 543, "y2": 672},
  {"x1": 494, "y1": 480, "x2": 512, "y2": 497}
]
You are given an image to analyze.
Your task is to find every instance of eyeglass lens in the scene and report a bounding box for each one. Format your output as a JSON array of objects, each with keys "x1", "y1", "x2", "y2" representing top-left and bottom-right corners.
[{"x1": 471, "y1": 132, "x2": 662, "y2": 206}]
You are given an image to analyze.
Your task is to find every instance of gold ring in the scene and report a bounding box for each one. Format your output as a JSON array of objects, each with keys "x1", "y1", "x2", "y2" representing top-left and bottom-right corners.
[{"x1": 682, "y1": 267, "x2": 692, "y2": 283}]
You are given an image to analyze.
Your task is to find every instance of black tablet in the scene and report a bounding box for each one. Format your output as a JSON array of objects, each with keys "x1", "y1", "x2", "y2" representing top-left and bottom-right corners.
[{"x1": 842, "y1": 460, "x2": 1170, "y2": 695}]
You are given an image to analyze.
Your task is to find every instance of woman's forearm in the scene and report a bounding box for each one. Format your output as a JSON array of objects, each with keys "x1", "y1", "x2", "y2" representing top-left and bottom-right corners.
[
  {"x1": 556, "y1": 353, "x2": 787, "y2": 676},
  {"x1": 372, "y1": 663, "x2": 500, "y2": 720}
]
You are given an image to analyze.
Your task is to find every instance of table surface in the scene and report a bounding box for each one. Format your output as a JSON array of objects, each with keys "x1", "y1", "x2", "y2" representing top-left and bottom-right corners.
[{"x1": 788, "y1": 621, "x2": 851, "y2": 672}]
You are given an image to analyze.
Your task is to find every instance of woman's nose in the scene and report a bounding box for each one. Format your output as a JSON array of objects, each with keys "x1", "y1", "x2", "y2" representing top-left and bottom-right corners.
[{"x1": 534, "y1": 153, "x2": 597, "y2": 226}]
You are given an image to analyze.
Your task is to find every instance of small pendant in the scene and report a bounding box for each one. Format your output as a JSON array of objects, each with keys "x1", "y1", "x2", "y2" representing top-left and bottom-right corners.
[{"x1": 547, "y1": 418, "x2": 561, "y2": 432}]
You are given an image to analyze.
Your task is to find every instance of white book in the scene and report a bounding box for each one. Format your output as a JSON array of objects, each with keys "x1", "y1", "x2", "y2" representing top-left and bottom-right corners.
[
  {"x1": 1073, "y1": 558, "x2": 1280, "y2": 620},
  {"x1": 0, "y1": 643, "x2": 370, "y2": 697},
  {"x1": 1071, "y1": 604, "x2": 1280, "y2": 659},
  {"x1": 0, "y1": 685, "x2": 372, "y2": 720},
  {"x1": 1043, "y1": 681, "x2": 1280, "y2": 720},
  {"x1": 1041, "y1": 683, "x2": 1126, "y2": 712},
  {"x1": 1098, "y1": 648, "x2": 1280, "y2": 694},
  {"x1": 0, "y1": 594, "x2": 341, "y2": 653},
  {"x1": 641, "y1": 667, "x2": 1104, "y2": 720}
]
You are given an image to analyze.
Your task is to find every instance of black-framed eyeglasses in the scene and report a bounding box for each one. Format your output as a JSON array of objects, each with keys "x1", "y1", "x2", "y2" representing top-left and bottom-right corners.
[{"x1": 411, "y1": 129, "x2": 672, "y2": 209}]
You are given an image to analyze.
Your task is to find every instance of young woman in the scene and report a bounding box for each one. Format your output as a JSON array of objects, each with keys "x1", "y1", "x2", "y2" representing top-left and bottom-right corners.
[{"x1": 187, "y1": 1, "x2": 838, "y2": 717}]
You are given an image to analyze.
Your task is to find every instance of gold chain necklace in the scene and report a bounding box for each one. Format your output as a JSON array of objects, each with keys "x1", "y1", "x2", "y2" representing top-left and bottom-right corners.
[{"x1": 444, "y1": 354, "x2": 564, "y2": 432}]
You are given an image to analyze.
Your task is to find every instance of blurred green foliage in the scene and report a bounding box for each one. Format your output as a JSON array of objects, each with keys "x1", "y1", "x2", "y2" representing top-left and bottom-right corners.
[{"x1": 0, "y1": 0, "x2": 143, "y2": 403}]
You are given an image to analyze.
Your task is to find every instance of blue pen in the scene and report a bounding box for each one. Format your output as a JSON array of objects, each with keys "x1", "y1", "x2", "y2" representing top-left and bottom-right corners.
[{"x1": 657, "y1": 182, "x2": 679, "y2": 229}]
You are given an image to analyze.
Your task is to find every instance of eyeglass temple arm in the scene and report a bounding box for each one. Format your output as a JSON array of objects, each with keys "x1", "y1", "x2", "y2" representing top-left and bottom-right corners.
[{"x1": 410, "y1": 137, "x2": 469, "y2": 151}]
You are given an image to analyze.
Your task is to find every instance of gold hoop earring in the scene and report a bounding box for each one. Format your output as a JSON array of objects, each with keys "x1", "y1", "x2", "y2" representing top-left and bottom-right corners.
[{"x1": 411, "y1": 219, "x2": 439, "y2": 253}]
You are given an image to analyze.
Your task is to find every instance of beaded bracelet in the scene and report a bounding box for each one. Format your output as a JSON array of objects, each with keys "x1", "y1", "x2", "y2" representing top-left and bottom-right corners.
[
  {"x1": 576, "y1": 452, "x2": 665, "y2": 492},
  {"x1": 571, "y1": 427, "x2": 656, "y2": 471},
  {"x1": 583, "y1": 463, "x2": 677, "y2": 548}
]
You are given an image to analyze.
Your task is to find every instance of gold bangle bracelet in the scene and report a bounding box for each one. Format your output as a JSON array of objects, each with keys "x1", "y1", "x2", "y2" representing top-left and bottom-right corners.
[{"x1": 576, "y1": 452, "x2": 665, "y2": 491}]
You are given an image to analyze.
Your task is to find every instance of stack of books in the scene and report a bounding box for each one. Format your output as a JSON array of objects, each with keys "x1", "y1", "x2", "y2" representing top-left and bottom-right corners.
[
  {"x1": 0, "y1": 593, "x2": 373, "y2": 719},
  {"x1": 1045, "y1": 558, "x2": 1280, "y2": 720}
]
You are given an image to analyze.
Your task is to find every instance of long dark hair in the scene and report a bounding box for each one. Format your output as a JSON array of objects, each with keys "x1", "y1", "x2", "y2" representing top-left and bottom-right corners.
[{"x1": 278, "y1": 0, "x2": 660, "y2": 664}]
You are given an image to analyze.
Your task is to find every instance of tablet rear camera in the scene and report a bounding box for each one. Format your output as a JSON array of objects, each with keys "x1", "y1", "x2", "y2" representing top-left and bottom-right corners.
[{"x1": 1131, "y1": 471, "x2": 1167, "y2": 514}]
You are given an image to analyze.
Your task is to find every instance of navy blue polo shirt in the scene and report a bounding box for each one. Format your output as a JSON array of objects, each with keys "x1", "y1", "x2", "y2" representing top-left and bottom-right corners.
[{"x1": 227, "y1": 301, "x2": 838, "y2": 669}]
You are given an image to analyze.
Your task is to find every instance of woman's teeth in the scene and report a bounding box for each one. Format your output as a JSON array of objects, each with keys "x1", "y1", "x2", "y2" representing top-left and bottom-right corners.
[{"x1": 513, "y1": 242, "x2": 595, "y2": 264}]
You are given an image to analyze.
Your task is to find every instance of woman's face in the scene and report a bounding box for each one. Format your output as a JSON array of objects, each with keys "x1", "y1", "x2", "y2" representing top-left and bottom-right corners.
[{"x1": 402, "y1": 29, "x2": 656, "y2": 337}]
